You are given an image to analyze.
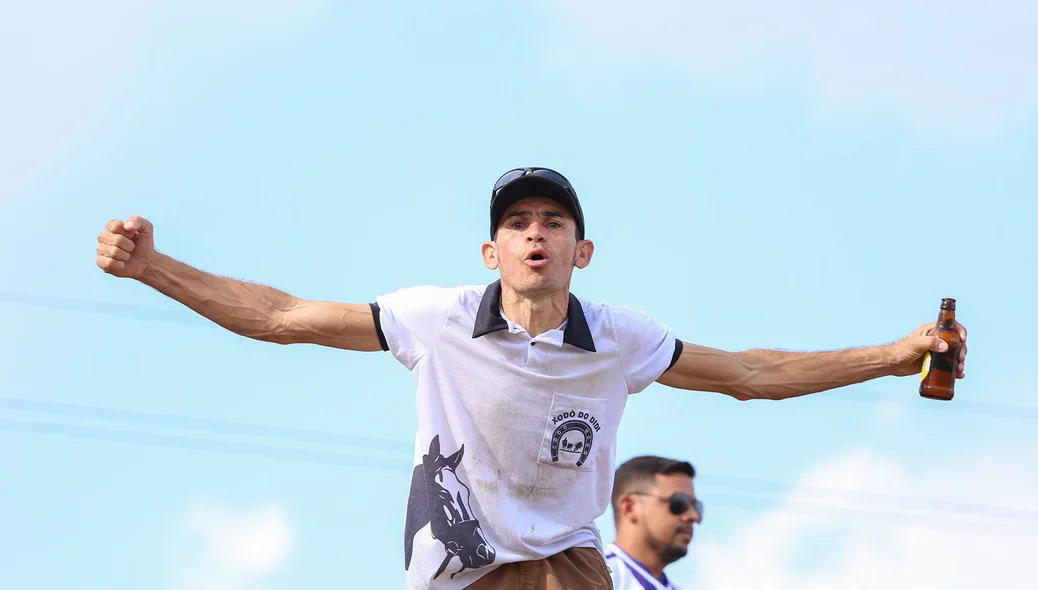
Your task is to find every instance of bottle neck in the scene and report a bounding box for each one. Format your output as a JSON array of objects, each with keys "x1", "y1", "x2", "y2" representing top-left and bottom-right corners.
[{"x1": 937, "y1": 309, "x2": 957, "y2": 330}]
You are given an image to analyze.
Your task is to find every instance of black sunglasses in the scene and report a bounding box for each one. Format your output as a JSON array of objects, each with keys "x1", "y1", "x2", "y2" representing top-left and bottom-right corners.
[
  {"x1": 492, "y1": 167, "x2": 574, "y2": 194},
  {"x1": 631, "y1": 491, "x2": 704, "y2": 522}
]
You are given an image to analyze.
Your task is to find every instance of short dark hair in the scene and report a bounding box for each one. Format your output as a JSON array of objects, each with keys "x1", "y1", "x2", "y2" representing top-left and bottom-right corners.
[{"x1": 611, "y1": 455, "x2": 696, "y2": 524}]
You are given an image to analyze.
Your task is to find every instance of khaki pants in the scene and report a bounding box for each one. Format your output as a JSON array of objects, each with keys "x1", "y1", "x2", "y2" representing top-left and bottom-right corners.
[{"x1": 466, "y1": 547, "x2": 613, "y2": 590}]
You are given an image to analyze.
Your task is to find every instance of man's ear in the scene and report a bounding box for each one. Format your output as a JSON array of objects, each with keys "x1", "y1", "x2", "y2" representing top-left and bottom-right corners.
[
  {"x1": 482, "y1": 241, "x2": 499, "y2": 270},
  {"x1": 574, "y1": 239, "x2": 595, "y2": 269},
  {"x1": 617, "y1": 493, "x2": 639, "y2": 524}
]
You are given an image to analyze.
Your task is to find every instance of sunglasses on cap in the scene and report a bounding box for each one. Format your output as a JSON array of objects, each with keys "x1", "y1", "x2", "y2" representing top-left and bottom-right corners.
[
  {"x1": 630, "y1": 491, "x2": 704, "y2": 522},
  {"x1": 492, "y1": 167, "x2": 575, "y2": 194}
]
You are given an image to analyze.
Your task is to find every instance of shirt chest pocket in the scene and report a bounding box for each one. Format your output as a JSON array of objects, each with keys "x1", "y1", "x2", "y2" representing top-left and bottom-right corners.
[{"x1": 536, "y1": 392, "x2": 612, "y2": 472}]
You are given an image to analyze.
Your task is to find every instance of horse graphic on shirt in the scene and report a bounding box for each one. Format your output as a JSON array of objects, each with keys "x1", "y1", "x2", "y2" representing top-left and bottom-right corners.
[{"x1": 404, "y1": 435, "x2": 496, "y2": 580}]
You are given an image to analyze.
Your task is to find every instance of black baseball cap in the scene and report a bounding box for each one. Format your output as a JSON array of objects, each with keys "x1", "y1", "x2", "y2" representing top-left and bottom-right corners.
[{"x1": 489, "y1": 167, "x2": 585, "y2": 240}]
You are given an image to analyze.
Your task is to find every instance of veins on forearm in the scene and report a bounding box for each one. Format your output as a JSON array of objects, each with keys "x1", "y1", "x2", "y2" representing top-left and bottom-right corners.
[
  {"x1": 734, "y1": 346, "x2": 892, "y2": 400},
  {"x1": 143, "y1": 253, "x2": 293, "y2": 341}
]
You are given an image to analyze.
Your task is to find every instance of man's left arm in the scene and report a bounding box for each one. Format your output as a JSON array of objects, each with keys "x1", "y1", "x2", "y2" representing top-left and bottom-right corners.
[{"x1": 656, "y1": 322, "x2": 968, "y2": 401}]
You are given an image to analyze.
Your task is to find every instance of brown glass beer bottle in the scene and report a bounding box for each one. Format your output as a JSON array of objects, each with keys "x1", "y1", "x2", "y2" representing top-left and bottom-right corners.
[{"x1": 919, "y1": 298, "x2": 962, "y2": 401}]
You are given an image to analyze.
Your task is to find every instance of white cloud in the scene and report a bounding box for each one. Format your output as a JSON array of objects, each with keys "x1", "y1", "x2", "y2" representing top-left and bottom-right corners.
[
  {"x1": 0, "y1": 0, "x2": 325, "y2": 202},
  {"x1": 690, "y1": 446, "x2": 1038, "y2": 589},
  {"x1": 542, "y1": 0, "x2": 1038, "y2": 139},
  {"x1": 170, "y1": 500, "x2": 292, "y2": 590}
]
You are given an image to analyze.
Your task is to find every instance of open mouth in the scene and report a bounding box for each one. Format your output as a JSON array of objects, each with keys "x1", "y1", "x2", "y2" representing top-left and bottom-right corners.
[{"x1": 525, "y1": 250, "x2": 550, "y2": 267}]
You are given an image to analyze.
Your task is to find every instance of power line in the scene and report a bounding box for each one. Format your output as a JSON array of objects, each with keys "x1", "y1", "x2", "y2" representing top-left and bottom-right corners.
[
  {"x1": 703, "y1": 489, "x2": 1038, "y2": 538},
  {"x1": 0, "y1": 417, "x2": 409, "y2": 471},
  {"x1": 0, "y1": 397, "x2": 413, "y2": 455},
  {"x1": 827, "y1": 391, "x2": 1038, "y2": 421},
  {"x1": 0, "y1": 289, "x2": 207, "y2": 327},
  {"x1": 705, "y1": 473, "x2": 1038, "y2": 525},
  {"x1": 3, "y1": 396, "x2": 1036, "y2": 522},
  {"x1": 4, "y1": 290, "x2": 1038, "y2": 533},
  {"x1": 9, "y1": 394, "x2": 1034, "y2": 522},
  {"x1": 4, "y1": 397, "x2": 1037, "y2": 531},
  {"x1": 4, "y1": 415, "x2": 1036, "y2": 537},
  {"x1": 3, "y1": 289, "x2": 1036, "y2": 420}
]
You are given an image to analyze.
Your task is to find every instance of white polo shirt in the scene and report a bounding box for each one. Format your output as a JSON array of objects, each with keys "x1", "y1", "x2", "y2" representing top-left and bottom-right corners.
[{"x1": 371, "y1": 280, "x2": 680, "y2": 590}]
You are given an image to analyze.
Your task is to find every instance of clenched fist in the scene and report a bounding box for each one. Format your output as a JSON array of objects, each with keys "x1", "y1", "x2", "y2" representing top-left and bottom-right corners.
[{"x1": 96, "y1": 215, "x2": 156, "y2": 279}]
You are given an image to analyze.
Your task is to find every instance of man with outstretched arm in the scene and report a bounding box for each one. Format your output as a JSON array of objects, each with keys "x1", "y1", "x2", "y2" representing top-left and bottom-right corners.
[{"x1": 96, "y1": 167, "x2": 967, "y2": 590}]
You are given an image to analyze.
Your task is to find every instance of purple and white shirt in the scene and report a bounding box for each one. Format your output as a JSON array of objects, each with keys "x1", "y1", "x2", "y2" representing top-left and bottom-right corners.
[{"x1": 604, "y1": 542, "x2": 681, "y2": 590}]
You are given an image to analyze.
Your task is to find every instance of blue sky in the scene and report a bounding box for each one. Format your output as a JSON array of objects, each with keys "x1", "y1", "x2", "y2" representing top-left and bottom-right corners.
[{"x1": 3, "y1": 1, "x2": 1037, "y2": 588}]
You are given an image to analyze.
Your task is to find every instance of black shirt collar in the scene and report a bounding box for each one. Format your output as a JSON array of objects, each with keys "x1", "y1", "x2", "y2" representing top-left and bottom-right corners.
[{"x1": 471, "y1": 280, "x2": 596, "y2": 352}]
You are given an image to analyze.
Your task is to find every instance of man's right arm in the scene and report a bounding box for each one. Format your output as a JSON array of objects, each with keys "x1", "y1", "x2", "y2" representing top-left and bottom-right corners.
[
  {"x1": 140, "y1": 253, "x2": 383, "y2": 351},
  {"x1": 96, "y1": 216, "x2": 383, "y2": 352}
]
